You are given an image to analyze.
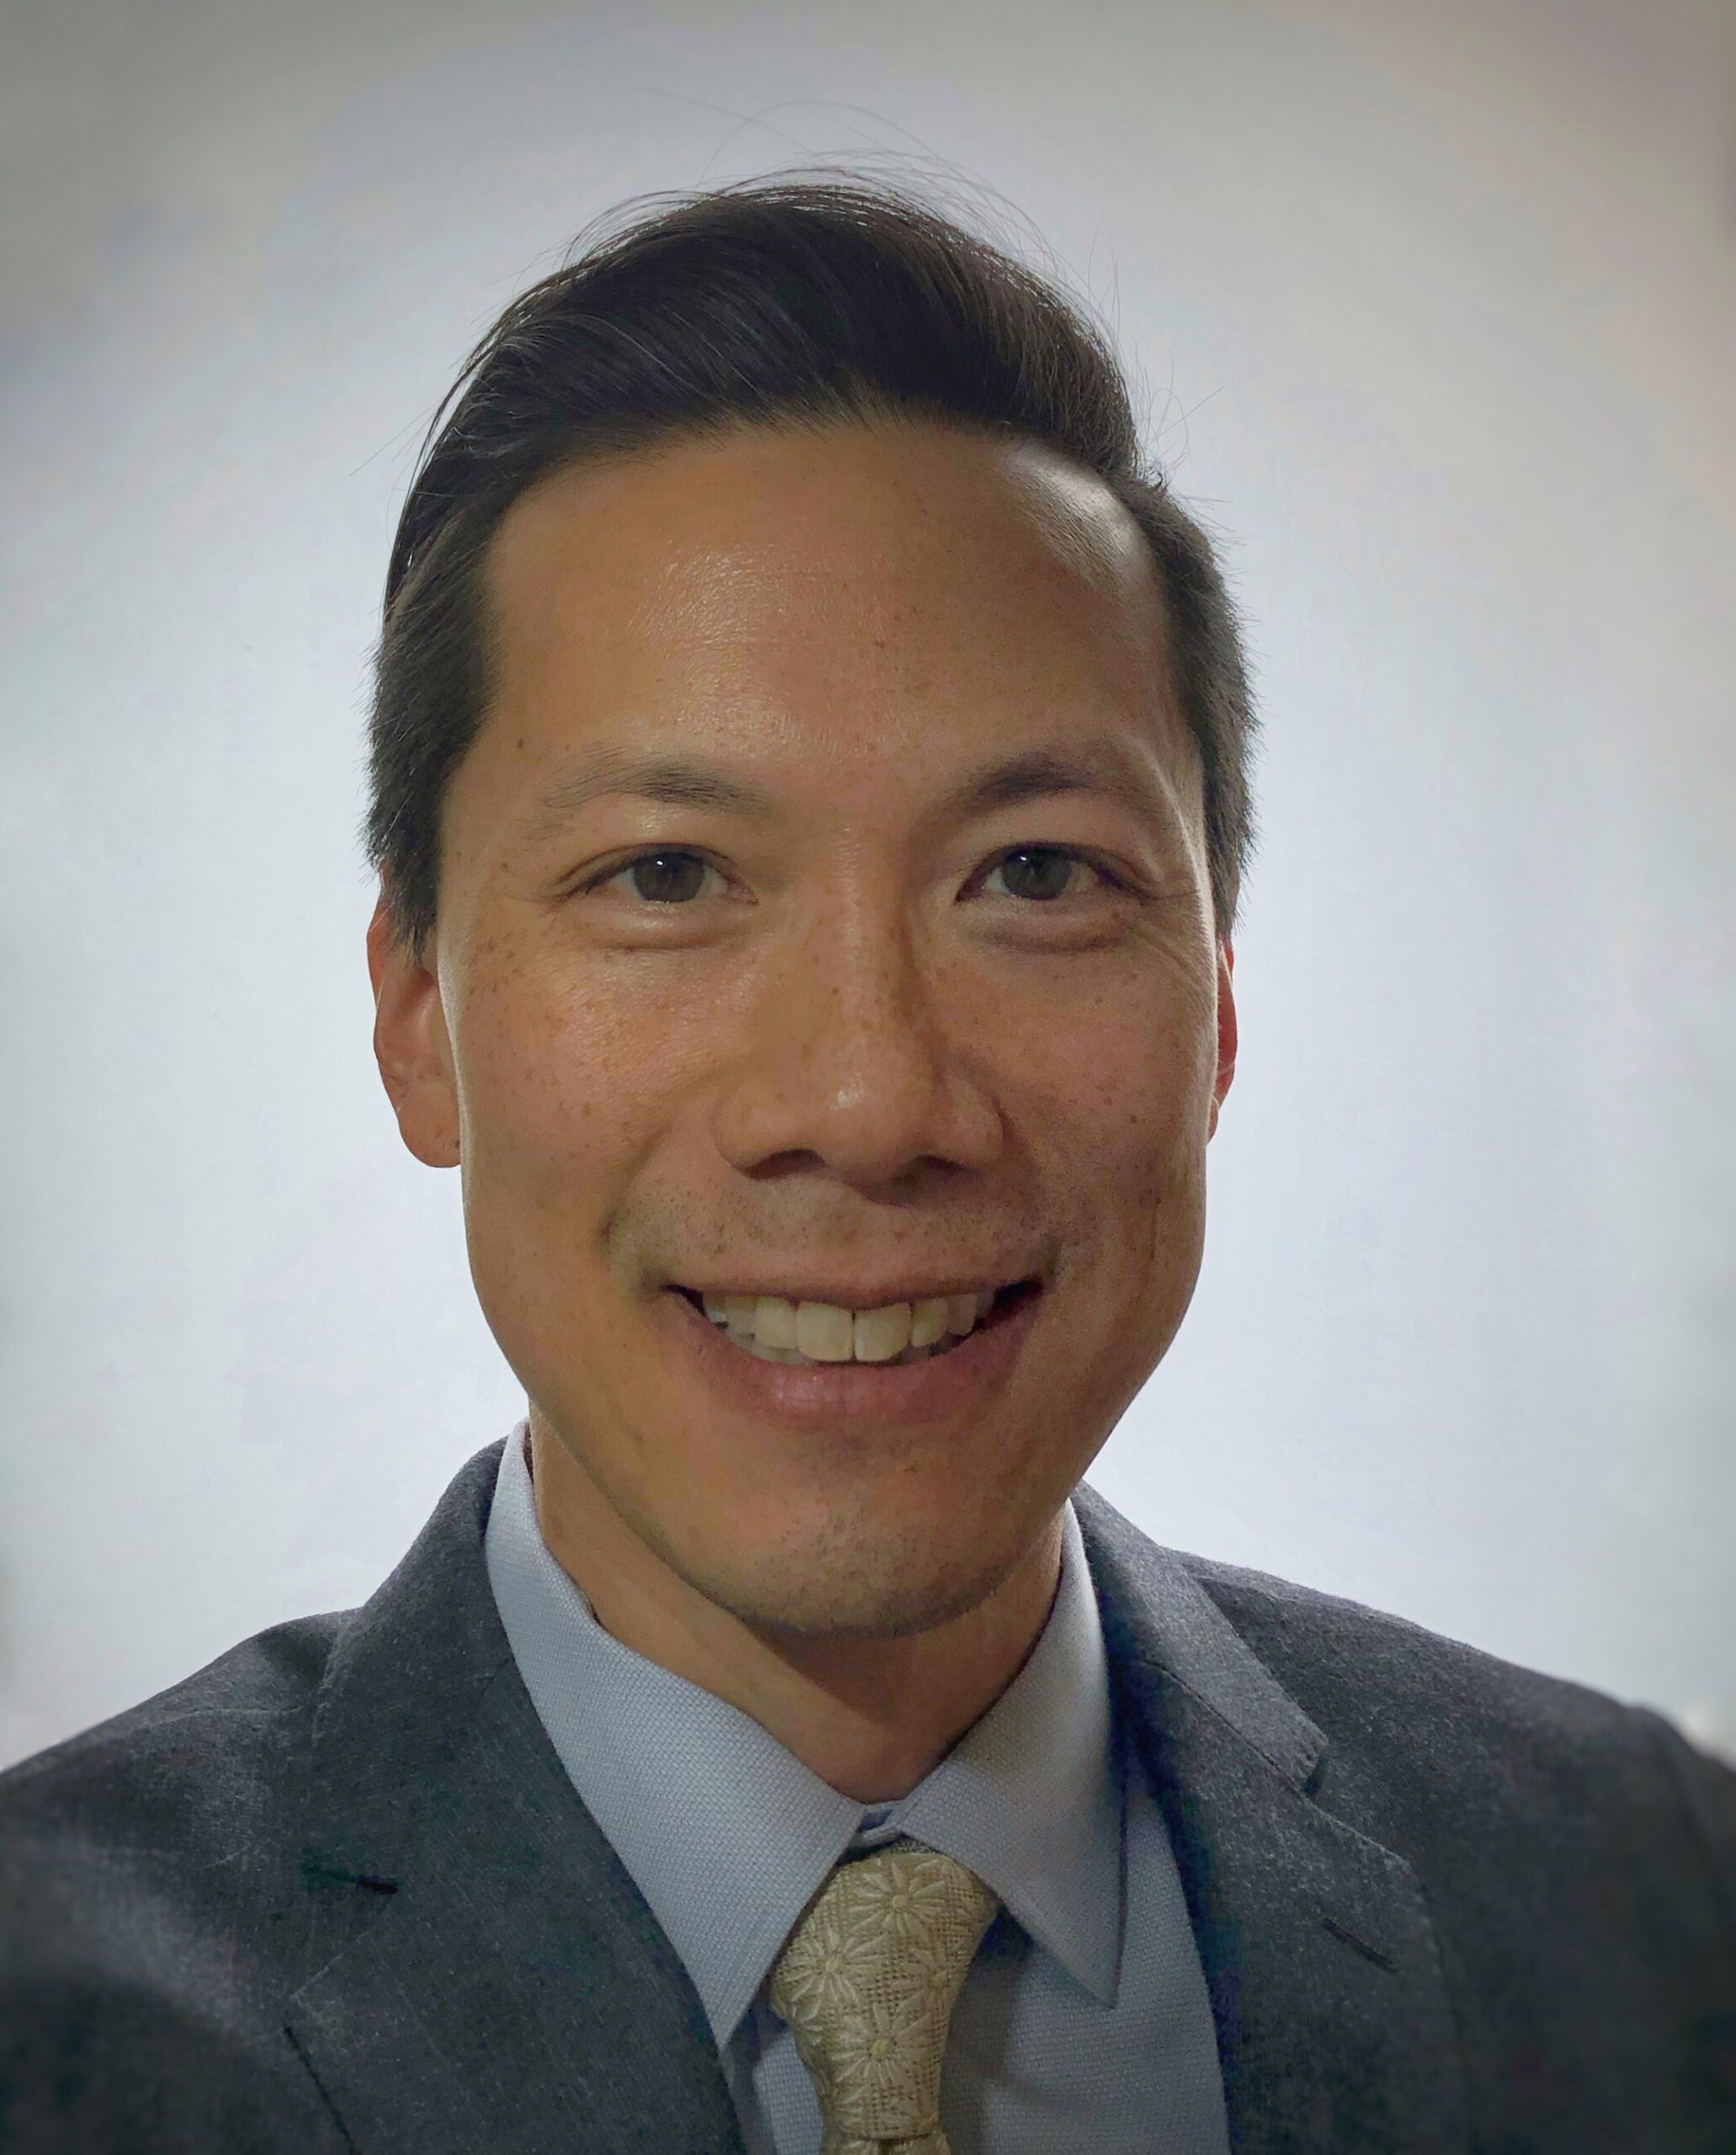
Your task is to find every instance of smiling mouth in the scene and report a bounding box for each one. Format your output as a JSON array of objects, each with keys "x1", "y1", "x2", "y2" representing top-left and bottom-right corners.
[{"x1": 672, "y1": 1280, "x2": 1043, "y2": 1369}]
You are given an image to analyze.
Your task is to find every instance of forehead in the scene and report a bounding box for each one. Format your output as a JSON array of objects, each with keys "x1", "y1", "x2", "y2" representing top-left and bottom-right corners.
[{"x1": 477, "y1": 418, "x2": 1192, "y2": 784}]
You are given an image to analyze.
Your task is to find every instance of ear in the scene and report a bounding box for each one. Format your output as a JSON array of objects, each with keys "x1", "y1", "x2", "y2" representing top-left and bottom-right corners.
[
  {"x1": 1207, "y1": 939, "x2": 1238, "y2": 1141},
  {"x1": 366, "y1": 892, "x2": 461, "y2": 1168}
]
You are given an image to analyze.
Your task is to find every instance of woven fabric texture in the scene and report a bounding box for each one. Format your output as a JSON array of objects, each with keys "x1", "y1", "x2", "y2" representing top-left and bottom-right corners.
[{"x1": 769, "y1": 1839, "x2": 998, "y2": 2154}]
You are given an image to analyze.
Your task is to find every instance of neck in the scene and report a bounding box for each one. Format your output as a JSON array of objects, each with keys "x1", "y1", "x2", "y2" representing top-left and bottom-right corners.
[{"x1": 527, "y1": 1423, "x2": 1066, "y2": 1803}]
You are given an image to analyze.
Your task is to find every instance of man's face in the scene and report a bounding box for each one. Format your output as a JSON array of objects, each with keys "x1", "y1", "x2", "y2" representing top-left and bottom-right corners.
[{"x1": 372, "y1": 418, "x2": 1235, "y2": 1638}]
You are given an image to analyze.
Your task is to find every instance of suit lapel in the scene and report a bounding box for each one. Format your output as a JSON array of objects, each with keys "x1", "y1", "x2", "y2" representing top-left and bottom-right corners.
[
  {"x1": 285, "y1": 1444, "x2": 745, "y2": 2155},
  {"x1": 283, "y1": 1441, "x2": 1471, "y2": 2151},
  {"x1": 1075, "y1": 1484, "x2": 1471, "y2": 2155}
]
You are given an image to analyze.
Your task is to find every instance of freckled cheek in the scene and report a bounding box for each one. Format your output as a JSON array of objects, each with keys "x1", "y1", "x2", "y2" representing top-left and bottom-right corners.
[
  {"x1": 453, "y1": 971, "x2": 674, "y2": 1195},
  {"x1": 1070, "y1": 1107, "x2": 1202, "y2": 1269},
  {"x1": 1025, "y1": 1045, "x2": 1211, "y2": 1339},
  {"x1": 1016, "y1": 998, "x2": 1211, "y2": 1173}
]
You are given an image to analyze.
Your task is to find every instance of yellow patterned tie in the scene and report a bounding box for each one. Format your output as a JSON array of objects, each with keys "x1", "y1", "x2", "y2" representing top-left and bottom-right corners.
[{"x1": 767, "y1": 1838, "x2": 999, "y2": 2155}]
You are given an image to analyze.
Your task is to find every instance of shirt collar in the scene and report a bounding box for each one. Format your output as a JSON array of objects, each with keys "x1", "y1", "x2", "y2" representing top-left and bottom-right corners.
[{"x1": 484, "y1": 1422, "x2": 1123, "y2": 2047}]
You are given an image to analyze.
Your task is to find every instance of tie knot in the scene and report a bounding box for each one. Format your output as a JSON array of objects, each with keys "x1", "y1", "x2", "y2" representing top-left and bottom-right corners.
[{"x1": 768, "y1": 1839, "x2": 998, "y2": 2154}]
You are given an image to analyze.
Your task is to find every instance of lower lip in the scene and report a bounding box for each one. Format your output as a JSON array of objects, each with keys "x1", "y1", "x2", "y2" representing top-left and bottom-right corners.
[{"x1": 657, "y1": 1286, "x2": 1044, "y2": 1430}]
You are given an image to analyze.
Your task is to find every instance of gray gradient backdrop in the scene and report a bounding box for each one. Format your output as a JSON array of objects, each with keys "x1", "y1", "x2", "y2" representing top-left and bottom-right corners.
[{"x1": 3, "y1": 0, "x2": 1732, "y2": 1769}]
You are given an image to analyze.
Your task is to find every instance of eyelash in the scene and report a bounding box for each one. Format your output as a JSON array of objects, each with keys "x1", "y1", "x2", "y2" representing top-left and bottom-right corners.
[{"x1": 581, "y1": 845, "x2": 1129, "y2": 907}]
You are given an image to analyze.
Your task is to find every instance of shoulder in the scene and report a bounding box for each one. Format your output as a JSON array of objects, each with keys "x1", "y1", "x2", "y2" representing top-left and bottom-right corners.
[
  {"x1": 1179, "y1": 1541, "x2": 1637, "y2": 1747},
  {"x1": 0, "y1": 1614, "x2": 340, "y2": 2048},
  {"x1": 0, "y1": 1611, "x2": 355, "y2": 2152},
  {"x1": 0, "y1": 1607, "x2": 344, "y2": 1938},
  {"x1": 1185, "y1": 1542, "x2": 1711, "y2": 1775},
  {"x1": 1175, "y1": 1541, "x2": 1736, "y2": 1927},
  {"x1": 1075, "y1": 1483, "x2": 1736, "y2": 1913},
  {"x1": 0, "y1": 1605, "x2": 341, "y2": 1858},
  {"x1": 0, "y1": 1445, "x2": 511, "y2": 2150}
]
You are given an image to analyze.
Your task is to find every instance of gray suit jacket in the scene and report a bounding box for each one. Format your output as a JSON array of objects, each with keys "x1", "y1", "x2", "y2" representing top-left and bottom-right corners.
[{"x1": 2, "y1": 1439, "x2": 1733, "y2": 2152}]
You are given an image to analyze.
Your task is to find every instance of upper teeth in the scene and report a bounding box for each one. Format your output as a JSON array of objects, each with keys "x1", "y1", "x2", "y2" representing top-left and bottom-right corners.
[{"x1": 700, "y1": 1289, "x2": 998, "y2": 1363}]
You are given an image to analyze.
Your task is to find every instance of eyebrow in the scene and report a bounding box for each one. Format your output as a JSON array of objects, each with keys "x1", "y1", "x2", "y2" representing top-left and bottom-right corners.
[
  {"x1": 513, "y1": 750, "x2": 777, "y2": 849},
  {"x1": 936, "y1": 742, "x2": 1168, "y2": 825},
  {"x1": 513, "y1": 737, "x2": 1172, "y2": 850}
]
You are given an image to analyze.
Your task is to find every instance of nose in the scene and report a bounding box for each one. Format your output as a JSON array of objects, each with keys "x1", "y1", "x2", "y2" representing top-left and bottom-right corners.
[{"x1": 709, "y1": 894, "x2": 1004, "y2": 1190}]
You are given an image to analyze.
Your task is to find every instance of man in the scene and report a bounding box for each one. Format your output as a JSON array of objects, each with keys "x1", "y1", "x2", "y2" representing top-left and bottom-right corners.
[{"x1": 1, "y1": 174, "x2": 1732, "y2": 2154}]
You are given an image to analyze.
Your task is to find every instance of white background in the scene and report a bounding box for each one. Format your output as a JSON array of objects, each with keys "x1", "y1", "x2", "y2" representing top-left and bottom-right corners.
[{"x1": 3, "y1": 0, "x2": 1731, "y2": 1769}]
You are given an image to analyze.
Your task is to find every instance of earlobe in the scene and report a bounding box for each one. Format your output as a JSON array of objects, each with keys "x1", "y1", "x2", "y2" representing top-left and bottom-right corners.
[{"x1": 366, "y1": 897, "x2": 461, "y2": 1168}]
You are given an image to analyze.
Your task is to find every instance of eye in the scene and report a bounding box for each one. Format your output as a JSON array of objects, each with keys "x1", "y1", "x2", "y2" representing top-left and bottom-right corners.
[
  {"x1": 980, "y1": 845, "x2": 1116, "y2": 903},
  {"x1": 591, "y1": 849, "x2": 722, "y2": 905}
]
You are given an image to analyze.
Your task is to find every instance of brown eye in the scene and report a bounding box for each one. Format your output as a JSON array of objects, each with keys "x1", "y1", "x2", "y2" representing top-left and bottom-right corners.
[
  {"x1": 619, "y1": 851, "x2": 712, "y2": 904},
  {"x1": 988, "y1": 847, "x2": 1092, "y2": 902}
]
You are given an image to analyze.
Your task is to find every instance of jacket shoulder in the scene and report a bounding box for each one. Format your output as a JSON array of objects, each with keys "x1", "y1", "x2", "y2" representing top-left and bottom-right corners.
[
  {"x1": 0, "y1": 1609, "x2": 347, "y2": 1977},
  {"x1": 1172, "y1": 1546, "x2": 1736, "y2": 1923},
  {"x1": 0, "y1": 1445, "x2": 511, "y2": 2152},
  {"x1": 0, "y1": 1611, "x2": 356, "y2": 2152},
  {"x1": 1177, "y1": 1545, "x2": 1626, "y2": 1725},
  {"x1": 0, "y1": 1607, "x2": 343, "y2": 1849},
  {"x1": 1178, "y1": 1544, "x2": 1669, "y2": 1749}
]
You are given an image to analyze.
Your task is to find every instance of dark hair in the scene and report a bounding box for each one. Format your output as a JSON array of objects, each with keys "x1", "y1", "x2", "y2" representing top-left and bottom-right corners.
[{"x1": 365, "y1": 171, "x2": 1259, "y2": 959}]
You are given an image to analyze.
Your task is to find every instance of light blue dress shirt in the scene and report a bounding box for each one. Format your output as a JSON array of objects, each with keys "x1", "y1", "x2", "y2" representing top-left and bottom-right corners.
[{"x1": 484, "y1": 1422, "x2": 1229, "y2": 2152}]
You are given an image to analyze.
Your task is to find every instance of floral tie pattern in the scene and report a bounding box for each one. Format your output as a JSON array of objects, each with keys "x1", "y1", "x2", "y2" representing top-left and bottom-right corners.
[{"x1": 767, "y1": 1838, "x2": 999, "y2": 2155}]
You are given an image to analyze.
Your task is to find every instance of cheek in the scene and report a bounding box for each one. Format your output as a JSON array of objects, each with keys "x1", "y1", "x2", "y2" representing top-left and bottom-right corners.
[
  {"x1": 451, "y1": 960, "x2": 655, "y2": 1202},
  {"x1": 1014, "y1": 971, "x2": 1216, "y2": 1173},
  {"x1": 1007, "y1": 981, "x2": 1216, "y2": 1332}
]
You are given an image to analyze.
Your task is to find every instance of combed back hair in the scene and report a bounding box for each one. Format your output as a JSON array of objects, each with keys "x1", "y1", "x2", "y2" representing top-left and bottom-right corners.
[{"x1": 365, "y1": 171, "x2": 1259, "y2": 960}]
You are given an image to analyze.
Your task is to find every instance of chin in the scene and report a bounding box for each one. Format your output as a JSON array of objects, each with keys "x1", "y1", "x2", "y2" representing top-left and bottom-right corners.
[{"x1": 663, "y1": 1496, "x2": 1031, "y2": 1641}]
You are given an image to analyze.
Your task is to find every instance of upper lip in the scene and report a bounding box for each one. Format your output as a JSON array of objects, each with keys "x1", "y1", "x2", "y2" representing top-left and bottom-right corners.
[{"x1": 673, "y1": 1273, "x2": 1038, "y2": 1308}]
